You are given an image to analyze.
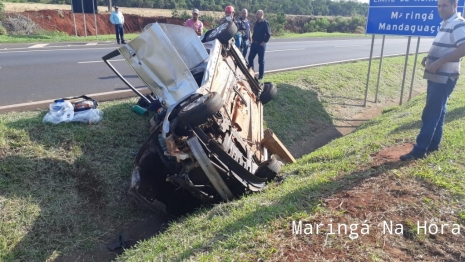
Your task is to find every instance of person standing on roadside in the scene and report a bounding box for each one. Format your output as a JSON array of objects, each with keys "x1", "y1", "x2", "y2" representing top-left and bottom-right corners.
[
  {"x1": 248, "y1": 10, "x2": 271, "y2": 81},
  {"x1": 223, "y1": 6, "x2": 246, "y2": 49},
  {"x1": 239, "y1": 9, "x2": 251, "y2": 57},
  {"x1": 185, "y1": 8, "x2": 203, "y2": 36},
  {"x1": 110, "y1": 6, "x2": 126, "y2": 44},
  {"x1": 400, "y1": 0, "x2": 465, "y2": 161}
]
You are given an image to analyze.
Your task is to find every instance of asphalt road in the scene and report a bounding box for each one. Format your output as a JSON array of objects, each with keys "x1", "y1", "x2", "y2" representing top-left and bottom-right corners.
[{"x1": 0, "y1": 36, "x2": 434, "y2": 107}]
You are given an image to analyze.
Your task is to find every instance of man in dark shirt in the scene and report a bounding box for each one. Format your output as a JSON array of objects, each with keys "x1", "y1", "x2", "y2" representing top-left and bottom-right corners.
[{"x1": 248, "y1": 10, "x2": 271, "y2": 80}]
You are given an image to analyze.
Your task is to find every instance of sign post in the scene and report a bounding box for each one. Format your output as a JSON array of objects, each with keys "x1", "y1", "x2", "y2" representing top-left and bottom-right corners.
[
  {"x1": 364, "y1": 0, "x2": 465, "y2": 105},
  {"x1": 71, "y1": 0, "x2": 98, "y2": 37}
]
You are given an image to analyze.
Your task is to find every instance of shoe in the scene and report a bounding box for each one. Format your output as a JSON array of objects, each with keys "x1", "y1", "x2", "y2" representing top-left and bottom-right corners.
[
  {"x1": 121, "y1": 41, "x2": 126, "y2": 44},
  {"x1": 400, "y1": 151, "x2": 426, "y2": 161},
  {"x1": 257, "y1": 77, "x2": 263, "y2": 81},
  {"x1": 117, "y1": 41, "x2": 120, "y2": 44}
]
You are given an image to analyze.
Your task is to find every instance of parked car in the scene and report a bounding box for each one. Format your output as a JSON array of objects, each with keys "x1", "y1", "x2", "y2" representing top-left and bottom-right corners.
[{"x1": 102, "y1": 22, "x2": 294, "y2": 216}]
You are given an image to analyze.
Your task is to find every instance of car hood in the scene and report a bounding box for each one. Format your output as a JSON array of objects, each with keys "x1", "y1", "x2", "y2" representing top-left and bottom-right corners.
[{"x1": 118, "y1": 23, "x2": 209, "y2": 107}]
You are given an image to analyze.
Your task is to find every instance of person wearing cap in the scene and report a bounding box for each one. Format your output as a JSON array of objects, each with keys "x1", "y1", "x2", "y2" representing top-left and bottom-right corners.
[
  {"x1": 248, "y1": 10, "x2": 271, "y2": 81},
  {"x1": 110, "y1": 6, "x2": 126, "y2": 44},
  {"x1": 223, "y1": 6, "x2": 246, "y2": 49},
  {"x1": 223, "y1": 5, "x2": 235, "y2": 22},
  {"x1": 185, "y1": 8, "x2": 203, "y2": 36}
]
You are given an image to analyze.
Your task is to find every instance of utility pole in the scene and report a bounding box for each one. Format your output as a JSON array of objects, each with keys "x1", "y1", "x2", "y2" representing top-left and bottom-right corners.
[{"x1": 108, "y1": 0, "x2": 112, "y2": 12}]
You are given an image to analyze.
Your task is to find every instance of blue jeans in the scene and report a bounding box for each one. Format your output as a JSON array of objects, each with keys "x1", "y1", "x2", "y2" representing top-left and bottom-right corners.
[
  {"x1": 235, "y1": 33, "x2": 242, "y2": 49},
  {"x1": 242, "y1": 41, "x2": 248, "y2": 58},
  {"x1": 115, "y1": 24, "x2": 125, "y2": 43},
  {"x1": 412, "y1": 78, "x2": 457, "y2": 155},
  {"x1": 248, "y1": 42, "x2": 266, "y2": 79}
]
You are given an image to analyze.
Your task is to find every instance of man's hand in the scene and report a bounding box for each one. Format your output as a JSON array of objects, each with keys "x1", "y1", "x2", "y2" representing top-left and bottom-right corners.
[
  {"x1": 426, "y1": 59, "x2": 443, "y2": 73},
  {"x1": 260, "y1": 42, "x2": 265, "y2": 46},
  {"x1": 421, "y1": 56, "x2": 427, "y2": 67}
]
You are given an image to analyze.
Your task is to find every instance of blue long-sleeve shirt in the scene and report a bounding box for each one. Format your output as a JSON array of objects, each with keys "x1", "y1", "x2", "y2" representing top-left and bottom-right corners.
[{"x1": 110, "y1": 11, "x2": 124, "y2": 25}]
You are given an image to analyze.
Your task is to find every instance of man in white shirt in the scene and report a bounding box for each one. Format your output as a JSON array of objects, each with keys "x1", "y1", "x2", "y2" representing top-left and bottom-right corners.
[
  {"x1": 400, "y1": 0, "x2": 465, "y2": 160},
  {"x1": 110, "y1": 6, "x2": 126, "y2": 44}
]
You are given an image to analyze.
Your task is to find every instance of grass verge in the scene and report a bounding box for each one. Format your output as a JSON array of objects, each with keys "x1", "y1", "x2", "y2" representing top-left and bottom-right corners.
[
  {"x1": 114, "y1": 61, "x2": 465, "y2": 261},
  {"x1": 0, "y1": 31, "x2": 366, "y2": 44},
  {"x1": 274, "y1": 31, "x2": 370, "y2": 39},
  {"x1": 1, "y1": 56, "x2": 464, "y2": 261},
  {"x1": 0, "y1": 32, "x2": 141, "y2": 43}
]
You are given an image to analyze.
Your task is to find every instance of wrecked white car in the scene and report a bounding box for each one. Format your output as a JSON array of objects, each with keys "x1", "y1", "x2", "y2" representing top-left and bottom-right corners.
[{"x1": 102, "y1": 22, "x2": 294, "y2": 216}]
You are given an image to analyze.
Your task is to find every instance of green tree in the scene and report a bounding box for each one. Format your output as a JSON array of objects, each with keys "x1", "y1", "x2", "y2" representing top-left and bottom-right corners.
[
  {"x1": 0, "y1": 0, "x2": 4, "y2": 20},
  {"x1": 312, "y1": 0, "x2": 329, "y2": 15}
]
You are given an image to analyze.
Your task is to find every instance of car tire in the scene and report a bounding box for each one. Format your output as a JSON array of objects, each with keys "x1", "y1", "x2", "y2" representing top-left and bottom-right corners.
[
  {"x1": 254, "y1": 158, "x2": 281, "y2": 181},
  {"x1": 178, "y1": 92, "x2": 223, "y2": 126},
  {"x1": 260, "y1": 82, "x2": 277, "y2": 105},
  {"x1": 203, "y1": 21, "x2": 237, "y2": 45}
]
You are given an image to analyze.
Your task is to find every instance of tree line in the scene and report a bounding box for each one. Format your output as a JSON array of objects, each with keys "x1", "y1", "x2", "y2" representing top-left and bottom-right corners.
[{"x1": 37, "y1": 0, "x2": 368, "y2": 16}]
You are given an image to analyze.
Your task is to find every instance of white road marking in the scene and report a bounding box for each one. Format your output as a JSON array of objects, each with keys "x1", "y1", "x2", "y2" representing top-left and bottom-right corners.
[
  {"x1": 78, "y1": 59, "x2": 125, "y2": 64},
  {"x1": 334, "y1": 45, "x2": 366, "y2": 47},
  {"x1": 29, "y1": 44, "x2": 48, "y2": 48},
  {"x1": 0, "y1": 47, "x2": 115, "y2": 54},
  {"x1": 85, "y1": 42, "x2": 99, "y2": 45},
  {"x1": 266, "y1": 48, "x2": 305, "y2": 52}
]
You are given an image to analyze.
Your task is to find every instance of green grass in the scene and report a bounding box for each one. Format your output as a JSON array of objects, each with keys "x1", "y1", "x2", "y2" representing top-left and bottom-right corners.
[
  {"x1": 0, "y1": 32, "x2": 141, "y2": 43},
  {"x1": 275, "y1": 31, "x2": 370, "y2": 39},
  {"x1": 261, "y1": 55, "x2": 427, "y2": 145},
  {"x1": 0, "y1": 30, "x2": 366, "y2": 43},
  {"x1": 113, "y1": 63, "x2": 465, "y2": 261},
  {"x1": 0, "y1": 99, "x2": 153, "y2": 261},
  {"x1": 1, "y1": 56, "x2": 464, "y2": 261}
]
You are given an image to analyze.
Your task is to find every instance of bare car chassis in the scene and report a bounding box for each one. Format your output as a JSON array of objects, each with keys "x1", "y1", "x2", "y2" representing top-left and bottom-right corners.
[{"x1": 102, "y1": 22, "x2": 292, "y2": 216}]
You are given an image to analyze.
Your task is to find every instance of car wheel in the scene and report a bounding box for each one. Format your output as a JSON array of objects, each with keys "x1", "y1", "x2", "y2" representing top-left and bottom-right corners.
[
  {"x1": 203, "y1": 21, "x2": 237, "y2": 45},
  {"x1": 254, "y1": 158, "x2": 281, "y2": 181},
  {"x1": 260, "y1": 82, "x2": 277, "y2": 105},
  {"x1": 178, "y1": 92, "x2": 223, "y2": 126}
]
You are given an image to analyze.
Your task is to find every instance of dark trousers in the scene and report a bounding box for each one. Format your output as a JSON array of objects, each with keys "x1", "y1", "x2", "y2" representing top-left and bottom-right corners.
[
  {"x1": 248, "y1": 42, "x2": 266, "y2": 79},
  {"x1": 115, "y1": 24, "x2": 125, "y2": 43},
  {"x1": 413, "y1": 78, "x2": 457, "y2": 155}
]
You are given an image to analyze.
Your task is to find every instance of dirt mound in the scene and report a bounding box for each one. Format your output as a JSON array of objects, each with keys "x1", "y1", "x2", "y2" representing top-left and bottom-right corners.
[{"x1": 6, "y1": 10, "x2": 186, "y2": 36}]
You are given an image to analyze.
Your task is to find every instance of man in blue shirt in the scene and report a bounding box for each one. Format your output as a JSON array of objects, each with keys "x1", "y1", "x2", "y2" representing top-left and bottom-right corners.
[
  {"x1": 110, "y1": 6, "x2": 126, "y2": 44},
  {"x1": 239, "y1": 9, "x2": 251, "y2": 58},
  {"x1": 248, "y1": 10, "x2": 271, "y2": 81}
]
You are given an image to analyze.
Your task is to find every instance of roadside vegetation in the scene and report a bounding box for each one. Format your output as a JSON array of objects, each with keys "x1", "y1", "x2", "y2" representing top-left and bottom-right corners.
[
  {"x1": 0, "y1": 31, "x2": 142, "y2": 43},
  {"x1": 0, "y1": 2, "x2": 368, "y2": 42},
  {"x1": 3, "y1": 0, "x2": 368, "y2": 16},
  {"x1": 0, "y1": 31, "x2": 367, "y2": 43},
  {"x1": 0, "y1": 14, "x2": 367, "y2": 43},
  {"x1": 2, "y1": 55, "x2": 465, "y2": 261},
  {"x1": 0, "y1": 0, "x2": 6, "y2": 35}
]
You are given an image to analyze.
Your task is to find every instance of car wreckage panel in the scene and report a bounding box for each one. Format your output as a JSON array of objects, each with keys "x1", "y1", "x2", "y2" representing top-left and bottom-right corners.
[{"x1": 118, "y1": 23, "x2": 201, "y2": 108}]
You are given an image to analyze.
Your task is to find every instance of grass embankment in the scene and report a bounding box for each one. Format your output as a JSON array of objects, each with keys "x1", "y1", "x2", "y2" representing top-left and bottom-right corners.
[
  {"x1": 115, "y1": 59, "x2": 465, "y2": 261},
  {"x1": 1, "y1": 56, "x2": 464, "y2": 261},
  {"x1": 274, "y1": 31, "x2": 369, "y2": 39},
  {"x1": 0, "y1": 32, "x2": 366, "y2": 43},
  {"x1": 0, "y1": 32, "x2": 142, "y2": 43}
]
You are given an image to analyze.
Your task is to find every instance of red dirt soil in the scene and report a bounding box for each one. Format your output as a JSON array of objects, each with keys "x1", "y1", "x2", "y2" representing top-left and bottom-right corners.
[
  {"x1": 9, "y1": 10, "x2": 188, "y2": 36},
  {"x1": 271, "y1": 143, "x2": 465, "y2": 261}
]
